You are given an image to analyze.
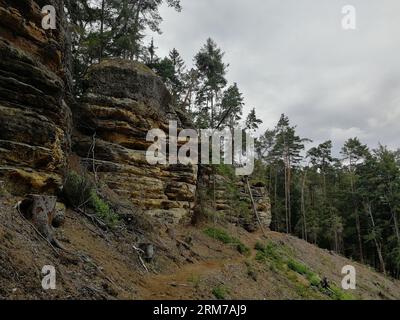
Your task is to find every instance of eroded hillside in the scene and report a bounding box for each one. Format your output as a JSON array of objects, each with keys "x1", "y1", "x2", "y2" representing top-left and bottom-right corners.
[{"x1": 1, "y1": 192, "x2": 400, "y2": 300}]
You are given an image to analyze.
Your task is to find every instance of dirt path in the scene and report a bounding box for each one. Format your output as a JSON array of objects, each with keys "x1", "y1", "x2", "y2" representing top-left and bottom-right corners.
[
  {"x1": 139, "y1": 253, "x2": 251, "y2": 299},
  {"x1": 138, "y1": 232, "x2": 262, "y2": 300}
]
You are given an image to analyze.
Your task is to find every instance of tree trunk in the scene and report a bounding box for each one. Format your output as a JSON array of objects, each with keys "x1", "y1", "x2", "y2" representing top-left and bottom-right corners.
[
  {"x1": 284, "y1": 164, "x2": 289, "y2": 234},
  {"x1": 365, "y1": 202, "x2": 386, "y2": 274},
  {"x1": 18, "y1": 195, "x2": 64, "y2": 249},
  {"x1": 287, "y1": 162, "x2": 292, "y2": 233},
  {"x1": 301, "y1": 170, "x2": 308, "y2": 242},
  {"x1": 390, "y1": 205, "x2": 400, "y2": 245},
  {"x1": 355, "y1": 209, "x2": 364, "y2": 263},
  {"x1": 349, "y1": 167, "x2": 364, "y2": 264},
  {"x1": 274, "y1": 166, "x2": 279, "y2": 231}
]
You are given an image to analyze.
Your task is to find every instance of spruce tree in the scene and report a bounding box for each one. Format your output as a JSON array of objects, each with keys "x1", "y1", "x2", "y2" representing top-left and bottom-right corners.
[{"x1": 194, "y1": 38, "x2": 228, "y2": 128}]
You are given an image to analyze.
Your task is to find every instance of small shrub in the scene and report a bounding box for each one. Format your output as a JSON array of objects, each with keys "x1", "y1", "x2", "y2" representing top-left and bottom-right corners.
[
  {"x1": 204, "y1": 227, "x2": 233, "y2": 244},
  {"x1": 89, "y1": 190, "x2": 119, "y2": 228},
  {"x1": 255, "y1": 250, "x2": 267, "y2": 262},
  {"x1": 212, "y1": 285, "x2": 229, "y2": 300},
  {"x1": 63, "y1": 171, "x2": 92, "y2": 208},
  {"x1": 236, "y1": 243, "x2": 251, "y2": 256},
  {"x1": 255, "y1": 242, "x2": 266, "y2": 252},
  {"x1": 64, "y1": 171, "x2": 119, "y2": 228}
]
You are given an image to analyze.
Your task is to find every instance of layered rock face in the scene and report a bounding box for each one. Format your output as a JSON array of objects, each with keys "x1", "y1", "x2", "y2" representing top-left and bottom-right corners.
[
  {"x1": 0, "y1": 0, "x2": 72, "y2": 194},
  {"x1": 73, "y1": 59, "x2": 197, "y2": 224}
]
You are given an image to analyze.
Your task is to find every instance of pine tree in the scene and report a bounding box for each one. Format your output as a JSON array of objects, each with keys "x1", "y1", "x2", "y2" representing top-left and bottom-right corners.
[
  {"x1": 194, "y1": 38, "x2": 228, "y2": 128},
  {"x1": 218, "y1": 83, "x2": 244, "y2": 130},
  {"x1": 65, "y1": 0, "x2": 182, "y2": 94},
  {"x1": 245, "y1": 108, "x2": 263, "y2": 132},
  {"x1": 341, "y1": 137, "x2": 369, "y2": 263},
  {"x1": 168, "y1": 48, "x2": 186, "y2": 102},
  {"x1": 273, "y1": 114, "x2": 308, "y2": 234}
]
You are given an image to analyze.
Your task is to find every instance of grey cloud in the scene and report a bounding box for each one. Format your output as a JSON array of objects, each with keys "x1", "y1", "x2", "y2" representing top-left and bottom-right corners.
[{"x1": 150, "y1": 0, "x2": 400, "y2": 155}]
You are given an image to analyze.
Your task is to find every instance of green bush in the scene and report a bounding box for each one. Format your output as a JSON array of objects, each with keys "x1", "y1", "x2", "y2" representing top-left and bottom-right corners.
[
  {"x1": 236, "y1": 243, "x2": 251, "y2": 256},
  {"x1": 64, "y1": 171, "x2": 92, "y2": 208},
  {"x1": 204, "y1": 227, "x2": 233, "y2": 244},
  {"x1": 255, "y1": 242, "x2": 266, "y2": 252},
  {"x1": 64, "y1": 171, "x2": 119, "y2": 228},
  {"x1": 89, "y1": 190, "x2": 119, "y2": 228},
  {"x1": 212, "y1": 285, "x2": 229, "y2": 300}
]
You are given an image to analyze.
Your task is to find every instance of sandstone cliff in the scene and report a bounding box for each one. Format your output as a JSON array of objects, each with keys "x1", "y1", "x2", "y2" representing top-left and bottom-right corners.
[
  {"x1": 0, "y1": 0, "x2": 71, "y2": 194},
  {"x1": 73, "y1": 59, "x2": 198, "y2": 224}
]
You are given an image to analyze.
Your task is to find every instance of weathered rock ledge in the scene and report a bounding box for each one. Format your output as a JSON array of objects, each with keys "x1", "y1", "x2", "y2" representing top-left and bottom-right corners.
[
  {"x1": 0, "y1": 0, "x2": 71, "y2": 194},
  {"x1": 73, "y1": 59, "x2": 198, "y2": 224}
]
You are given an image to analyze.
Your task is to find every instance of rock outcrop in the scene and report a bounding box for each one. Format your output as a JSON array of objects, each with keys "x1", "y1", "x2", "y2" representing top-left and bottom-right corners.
[
  {"x1": 0, "y1": 0, "x2": 72, "y2": 194},
  {"x1": 204, "y1": 170, "x2": 272, "y2": 231},
  {"x1": 0, "y1": 1, "x2": 269, "y2": 227},
  {"x1": 73, "y1": 59, "x2": 197, "y2": 224}
]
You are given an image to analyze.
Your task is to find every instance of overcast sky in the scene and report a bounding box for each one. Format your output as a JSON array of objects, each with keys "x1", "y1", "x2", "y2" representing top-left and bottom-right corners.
[{"x1": 149, "y1": 0, "x2": 400, "y2": 154}]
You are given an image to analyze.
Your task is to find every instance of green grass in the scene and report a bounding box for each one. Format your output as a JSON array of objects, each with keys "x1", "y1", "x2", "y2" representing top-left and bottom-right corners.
[
  {"x1": 308, "y1": 274, "x2": 322, "y2": 287},
  {"x1": 203, "y1": 227, "x2": 250, "y2": 256},
  {"x1": 329, "y1": 285, "x2": 356, "y2": 300},
  {"x1": 287, "y1": 259, "x2": 313, "y2": 278},
  {"x1": 287, "y1": 259, "x2": 325, "y2": 290},
  {"x1": 212, "y1": 285, "x2": 229, "y2": 300}
]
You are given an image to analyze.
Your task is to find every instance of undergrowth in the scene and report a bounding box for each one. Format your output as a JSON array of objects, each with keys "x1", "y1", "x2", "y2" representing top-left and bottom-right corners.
[
  {"x1": 204, "y1": 227, "x2": 250, "y2": 256},
  {"x1": 254, "y1": 241, "x2": 355, "y2": 300}
]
